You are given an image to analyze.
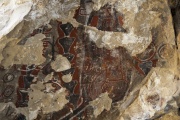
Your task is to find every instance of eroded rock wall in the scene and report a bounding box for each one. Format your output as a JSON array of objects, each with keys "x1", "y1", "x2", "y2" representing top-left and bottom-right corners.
[{"x1": 0, "y1": 0, "x2": 179, "y2": 120}]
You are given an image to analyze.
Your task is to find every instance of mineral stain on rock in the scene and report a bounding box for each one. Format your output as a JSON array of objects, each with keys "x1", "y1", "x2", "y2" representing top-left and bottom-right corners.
[
  {"x1": 0, "y1": 20, "x2": 155, "y2": 119},
  {"x1": 0, "y1": 0, "x2": 180, "y2": 120}
]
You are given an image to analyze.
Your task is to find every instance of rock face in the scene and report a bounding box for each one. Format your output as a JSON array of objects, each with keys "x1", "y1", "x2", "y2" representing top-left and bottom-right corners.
[
  {"x1": 75, "y1": 0, "x2": 174, "y2": 55},
  {"x1": 1, "y1": 33, "x2": 46, "y2": 68},
  {"x1": 0, "y1": 0, "x2": 32, "y2": 39},
  {"x1": 51, "y1": 55, "x2": 71, "y2": 72},
  {"x1": 0, "y1": 0, "x2": 180, "y2": 120},
  {"x1": 119, "y1": 68, "x2": 180, "y2": 120},
  {"x1": 28, "y1": 82, "x2": 68, "y2": 119},
  {"x1": 157, "y1": 112, "x2": 180, "y2": 120},
  {"x1": 89, "y1": 92, "x2": 112, "y2": 118}
]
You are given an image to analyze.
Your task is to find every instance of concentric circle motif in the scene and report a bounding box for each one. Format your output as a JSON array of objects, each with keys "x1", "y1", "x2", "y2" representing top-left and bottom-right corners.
[
  {"x1": 3, "y1": 73, "x2": 15, "y2": 83},
  {"x1": 3, "y1": 85, "x2": 14, "y2": 97},
  {"x1": 158, "y1": 44, "x2": 174, "y2": 59}
]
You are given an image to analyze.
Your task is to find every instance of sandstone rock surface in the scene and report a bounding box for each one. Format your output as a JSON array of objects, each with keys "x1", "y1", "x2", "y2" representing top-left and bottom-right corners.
[{"x1": 0, "y1": 0, "x2": 180, "y2": 120}]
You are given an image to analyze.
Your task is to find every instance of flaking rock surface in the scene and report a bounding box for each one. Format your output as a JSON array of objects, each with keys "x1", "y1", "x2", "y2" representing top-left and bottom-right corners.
[{"x1": 0, "y1": 0, "x2": 180, "y2": 120}]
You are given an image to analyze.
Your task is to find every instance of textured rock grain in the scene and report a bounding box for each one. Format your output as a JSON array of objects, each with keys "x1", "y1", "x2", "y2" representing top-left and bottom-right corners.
[
  {"x1": 89, "y1": 92, "x2": 112, "y2": 118},
  {"x1": 0, "y1": 0, "x2": 179, "y2": 120},
  {"x1": 119, "y1": 68, "x2": 180, "y2": 120},
  {"x1": 28, "y1": 81, "x2": 68, "y2": 119},
  {"x1": 1, "y1": 33, "x2": 46, "y2": 68}
]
